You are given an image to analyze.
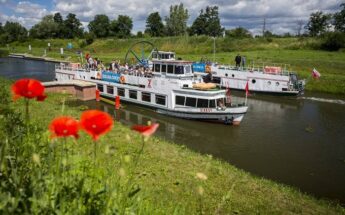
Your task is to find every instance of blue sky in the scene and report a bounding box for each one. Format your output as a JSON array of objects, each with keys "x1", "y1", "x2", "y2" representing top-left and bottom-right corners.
[{"x1": 0, "y1": 0, "x2": 343, "y2": 35}]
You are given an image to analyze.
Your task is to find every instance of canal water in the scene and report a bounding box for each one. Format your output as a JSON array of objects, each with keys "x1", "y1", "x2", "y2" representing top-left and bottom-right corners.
[{"x1": 1, "y1": 57, "x2": 345, "y2": 204}]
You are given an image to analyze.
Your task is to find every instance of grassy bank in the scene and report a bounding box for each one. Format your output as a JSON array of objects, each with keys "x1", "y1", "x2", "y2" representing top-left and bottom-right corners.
[
  {"x1": 0, "y1": 78, "x2": 344, "y2": 214},
  {"x1": 2, "y1": 36, "x2": 345, "y2": 94},
  {"x1": 0, "y1": 49, "x2": 9, "y2": 57}
]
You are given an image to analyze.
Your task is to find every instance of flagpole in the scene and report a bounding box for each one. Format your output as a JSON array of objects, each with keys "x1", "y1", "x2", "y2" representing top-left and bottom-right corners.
[{"x1": 245, "y1": 92, "x2": 248, "y2": 106}]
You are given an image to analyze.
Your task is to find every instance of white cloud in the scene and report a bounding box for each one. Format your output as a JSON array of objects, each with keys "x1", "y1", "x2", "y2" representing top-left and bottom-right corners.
[{"x1": 0, "y1": 0, "x2": 343, "y2": 34}]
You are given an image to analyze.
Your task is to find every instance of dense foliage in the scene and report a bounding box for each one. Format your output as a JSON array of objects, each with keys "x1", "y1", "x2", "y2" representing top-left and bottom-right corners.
[
  {"x1": 189, "y1": 6, "x2": 224, "y2": 37},
  {"x1": 0, "y1": 3, "x2": 344, "y2": 48},
  {"x1": 225, "y1": 27, "x2": 252, "y2": 38},
  {"x1": 165, "y1": 3, "x2": 189, "y2": 36},
  {"x1": 145, "y1": 12, "x2": 165, "y2": 37}
]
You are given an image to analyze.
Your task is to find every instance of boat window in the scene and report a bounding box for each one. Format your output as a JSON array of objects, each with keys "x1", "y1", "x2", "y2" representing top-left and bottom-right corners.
[
  {"x1": 185, "y1": 97, "x2": 197, "y2": 107},
  {"x1": 216, "y1": 98, "x2": 225, "y2": 107},
  {"x1": 97, "y1": 84, "x2": 104, "y2": 92},
  {"x1": 155, "y1": 94, "x2": 166, "y2": 106},
  {"x1": 106, "y1": 85, "x2": 114, "y2": 95},
  {"x1": 175, "y1": 96, "x2": 185, "y2": 106},
  {"x1": 167, "y1": 65, "x2": 174, "y2": 74},
  {"x1": 152, "y1": 53, "x2": 157, "y2": 59},
  {"x1": 175, "y1": 65, "x2": 184, "y2": 74},
  {"x1": 185, "y1": 65, "x2": 191, "y2": 74},
  {"x1": 154, "y1": 64, "x2": 160, "y2": 72},
  {"x1": 142, "y1": 92, "x2": 151, "y2": 102},
  {"x1": 209, "y1": 100, "x2": 216, "y2": 108},
  {"x1": 268, "y1": 81, "x2": 271, "y2": 85},
  {"x1": 161, "y1": 64, "x2": 167, "y2": 73},
  {"x1": 129, "y1": 90, "x2": 137, "y2": 99},
  {"x1": 252, "y1": 79, "x2": 256, "y2": 84},
  {"x1": 276, "y1": 82, "x2": 280, "y2": 86},
  {"x1": 117, "y1": 88, "x2": 125, "y2": 97},
  {"x1": 197, "y1": 99, "x2": 209, "y2": 108}
]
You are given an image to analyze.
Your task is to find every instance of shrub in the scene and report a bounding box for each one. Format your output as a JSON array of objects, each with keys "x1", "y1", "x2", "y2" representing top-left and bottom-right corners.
[{"x1": 321, "y1": 32, "x2": 345, "y2": 51}]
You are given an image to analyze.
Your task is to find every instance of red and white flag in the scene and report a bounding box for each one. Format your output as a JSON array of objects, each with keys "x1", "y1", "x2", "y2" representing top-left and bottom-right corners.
[
  {"x1": 245, "y1": 81, "x2": 250, "y2": 96},
  {"x1": 312, "y1": 68, "x2": 321, "y2": 79}
]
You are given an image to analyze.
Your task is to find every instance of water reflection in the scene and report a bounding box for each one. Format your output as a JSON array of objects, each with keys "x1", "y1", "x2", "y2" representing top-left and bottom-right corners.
[
  {"x1": 0, "y1": 57, "x2": 56, "y2": 81},
  {"x1": 81, "y1": 95, "x2": 345, "y2": 203}
]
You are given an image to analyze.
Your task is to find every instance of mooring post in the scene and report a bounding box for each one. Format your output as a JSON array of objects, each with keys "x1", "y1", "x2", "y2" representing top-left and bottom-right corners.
[
  {"x1": 95, "y1": 89, "x2": 100, "y2": 102},
  {"x1": 115, "y1": 96, "x2": 120, "y2": 110}
]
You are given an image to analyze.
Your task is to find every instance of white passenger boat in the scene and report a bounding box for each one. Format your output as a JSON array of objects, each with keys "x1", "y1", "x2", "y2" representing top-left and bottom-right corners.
[
  {"x1": 193, "y1": 62, "x2": 305, "y2": 96},
  {"x1": 55, "y1": 58, "x2": 248, "y2": 125}
]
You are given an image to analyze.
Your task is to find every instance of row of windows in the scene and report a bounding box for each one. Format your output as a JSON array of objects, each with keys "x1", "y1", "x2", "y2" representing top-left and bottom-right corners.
[
  {"x1": 153, "y1": 64, "x2": 186, "y2": 74},
  {"x1": 97, "y1": 84, "x2": 166, "y2": 106},
  {"x1": 176, "y1": 96, "x2": 217, "y2": 108}
]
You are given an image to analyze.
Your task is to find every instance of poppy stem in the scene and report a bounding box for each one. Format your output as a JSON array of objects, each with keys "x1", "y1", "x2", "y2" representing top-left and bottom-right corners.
[
  {"x1": 25, "y1": 98, "x2": 30, "y2": 124},
  {"x1": 93, "y1": 140, "x2": 97, "y2": 166}
]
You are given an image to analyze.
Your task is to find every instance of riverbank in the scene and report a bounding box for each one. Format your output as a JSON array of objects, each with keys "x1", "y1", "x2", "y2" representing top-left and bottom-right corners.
[
  {"x1": 0, "y1": 49, "x2": 9, "y2": 57},
  {"x1": 0, "y1": 78, "x2": 344, "y2": 214}
]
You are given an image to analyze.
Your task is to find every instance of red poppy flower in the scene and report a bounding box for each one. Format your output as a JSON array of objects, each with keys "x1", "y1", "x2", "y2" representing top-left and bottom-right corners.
[
  {"x1": 131, "y1": 123, "x2": 159, "y2": 137},
  {"x1": 49, "y1": 116, "x2": 79, "y2": 139},
  {"x1": 80, "y1": 110, "x2": 113, "y2": 141},
  {"x1": 11, "y1": 79, "x2": 47, "y2": 101}
]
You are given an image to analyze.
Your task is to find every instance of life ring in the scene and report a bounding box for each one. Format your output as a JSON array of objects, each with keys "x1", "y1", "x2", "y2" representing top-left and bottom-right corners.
[{"x1": 120, "y1": 76, "x2": 125, "y2": 84}]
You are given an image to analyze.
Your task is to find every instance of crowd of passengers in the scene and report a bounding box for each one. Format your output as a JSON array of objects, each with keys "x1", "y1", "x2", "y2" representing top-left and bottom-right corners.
[{"x1": 85, "y1": 53, "x2": 153, "y2": 77}]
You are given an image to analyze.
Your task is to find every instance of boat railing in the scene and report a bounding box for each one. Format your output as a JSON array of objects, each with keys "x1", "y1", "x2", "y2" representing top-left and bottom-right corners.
[{"x1": 216, "y1": 63, "x2": 291, "y2": 76}]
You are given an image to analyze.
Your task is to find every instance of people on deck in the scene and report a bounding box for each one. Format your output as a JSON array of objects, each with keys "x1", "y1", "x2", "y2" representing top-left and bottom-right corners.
[
  {"x1": 241, "y1": 56, "x2": 246, "y2": 68},
  {"x1": 235, "y1": 54, "x2": 241, "y2": 68}
]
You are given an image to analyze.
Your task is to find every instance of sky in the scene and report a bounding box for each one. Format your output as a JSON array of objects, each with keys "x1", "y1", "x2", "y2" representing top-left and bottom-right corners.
[{"x1": 0, "y1": 0, "x2": 343, "y2": 35}]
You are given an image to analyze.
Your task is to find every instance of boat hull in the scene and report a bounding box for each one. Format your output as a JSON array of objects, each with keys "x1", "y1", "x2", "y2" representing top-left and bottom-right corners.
[{"x1": 157, "y1": 106, "x2": 247, "y2": 125}]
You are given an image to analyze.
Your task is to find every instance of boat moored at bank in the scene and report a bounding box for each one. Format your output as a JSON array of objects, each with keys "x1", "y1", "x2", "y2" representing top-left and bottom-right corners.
[
  {"x1": 193, "y1": 62, "x2": 305, "y2": 96},
  {"x1": 55, "y1": 58, "x2": 248, "y2": 125}
]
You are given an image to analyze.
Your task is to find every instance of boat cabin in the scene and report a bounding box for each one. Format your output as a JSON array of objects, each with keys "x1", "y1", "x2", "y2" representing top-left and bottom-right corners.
[
  {"x1": 151, "y1": 51, "x2": 175, "y2": 60},
  {"x1": 152, "y1": 60, "x2": 193, "y2": 78}
]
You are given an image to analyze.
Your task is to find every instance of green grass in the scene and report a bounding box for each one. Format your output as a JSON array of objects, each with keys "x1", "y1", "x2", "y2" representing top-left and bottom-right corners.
[
  {"x1": 0, "y1": 78, "x2": 344, "y2": 214},
  {"x1": 2, "y1": 36, "x2": 345, "y2": 94}
]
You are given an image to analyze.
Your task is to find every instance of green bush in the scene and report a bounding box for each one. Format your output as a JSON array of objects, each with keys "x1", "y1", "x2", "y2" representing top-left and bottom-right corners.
[{"x1": 321, "y1": 32, "x2": 345, "y2": 51}]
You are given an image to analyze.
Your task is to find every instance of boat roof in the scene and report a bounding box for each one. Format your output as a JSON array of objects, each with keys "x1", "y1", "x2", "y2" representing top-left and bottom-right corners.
[{"x1": 152, "y1": 59, "x2": 193, "y2": 64}]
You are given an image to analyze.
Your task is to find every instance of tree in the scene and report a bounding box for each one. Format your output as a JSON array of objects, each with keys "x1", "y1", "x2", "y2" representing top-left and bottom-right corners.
[
  {"x1": 306, "y1": 11, "x2": 331, "y2": 36},
  {"x1": 29, "y1": 15, "x2": 59, "y2": 39},
  {"x1": 64, "y1": 13, "x2": 83, "y2": 38},
  {"x1": 145, "y1": 12, "x2": 164, "y2": 37},
  {"x1": 136, "y1": 31, "x2": 143, "y2": 38},
  {"x1": 109, "y1": 15, "x2": 133, "y2": 38},
  {"x1": 189, "y1": 9, "x2": 207, "y2": 35},
  {"x1": 0, "y1": 22, "x2": 4, "y2": 35},
  {"x1": 3, "y1": 21, "x2": 27, "y2": 43},
  {"x1": 225, "y1": 27, "x2": 252, "y2": 38},
  {"x1": 88, "y1": 14, "x2": 110, "y2": 38},
  {"x1": 296, "y1": 20, "x2": 304, "y2": 36},
  {"x1": 53, "y1": 13, "x2": 65, "y2": 38},
  {"x1": 53, "y1": 13, "x2": 63, "y2": 24},
  {"x1": 334, "y1": 3, "x2": 345, "y2": 32},
  {"x1": 165, "y1": 3, "x2": 189, "y2": 36},
  {"x1": 204, "y1": 6, "x2": 223, "y2": 37},
  {"x1": 190, "y1": 6, "x2": 223, "y2": 37}
]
